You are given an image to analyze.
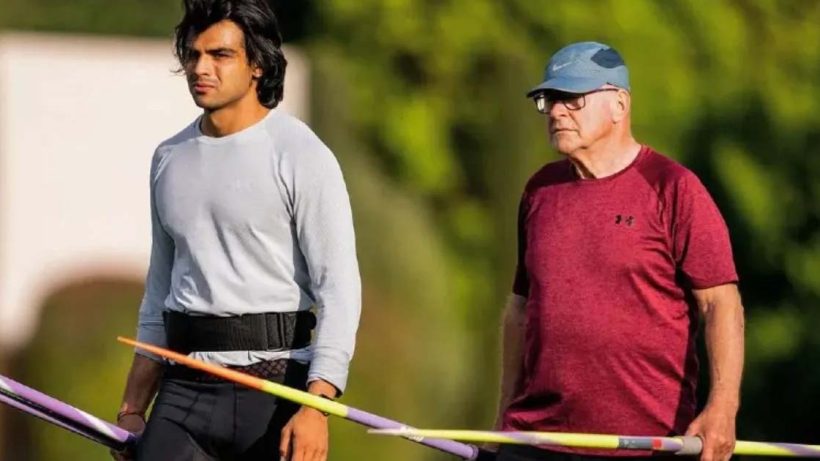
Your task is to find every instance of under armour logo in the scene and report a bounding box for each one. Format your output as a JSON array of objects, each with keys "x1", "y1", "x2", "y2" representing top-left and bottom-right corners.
[{"x1": 615, "y1": 214, "x2": 635, "y2": 226}]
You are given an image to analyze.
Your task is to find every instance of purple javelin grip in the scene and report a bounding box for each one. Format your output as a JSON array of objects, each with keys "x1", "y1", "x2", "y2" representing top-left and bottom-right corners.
[{"x1": 0, "y1": 373, "x2": 136, "y2": 451}]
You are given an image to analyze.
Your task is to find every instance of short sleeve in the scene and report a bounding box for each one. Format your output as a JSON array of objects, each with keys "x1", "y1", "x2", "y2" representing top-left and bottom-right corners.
[{"x1": 671, "y1": 172, "x2": 738, "y2": 289}]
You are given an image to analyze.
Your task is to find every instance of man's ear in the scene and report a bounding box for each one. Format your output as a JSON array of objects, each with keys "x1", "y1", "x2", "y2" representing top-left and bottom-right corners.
[{"x1": 611, "y1": 90, "x2": 630, "y2": 123}]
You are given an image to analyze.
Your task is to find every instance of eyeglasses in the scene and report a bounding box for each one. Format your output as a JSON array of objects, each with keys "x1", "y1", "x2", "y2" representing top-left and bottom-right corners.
[{"x1": 533, "y1": 88, "x2": 620, "y2": 113}]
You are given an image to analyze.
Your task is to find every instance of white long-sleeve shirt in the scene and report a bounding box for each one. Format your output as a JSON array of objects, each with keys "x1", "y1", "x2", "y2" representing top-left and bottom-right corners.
[{"x1": 136, "y1": 108, "x2": 361, "y2": 393}]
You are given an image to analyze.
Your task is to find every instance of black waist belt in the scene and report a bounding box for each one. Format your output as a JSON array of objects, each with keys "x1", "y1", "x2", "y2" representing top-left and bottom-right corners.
[{"x1": 164, "y1": 310, "x2": 316, "y2": 354}]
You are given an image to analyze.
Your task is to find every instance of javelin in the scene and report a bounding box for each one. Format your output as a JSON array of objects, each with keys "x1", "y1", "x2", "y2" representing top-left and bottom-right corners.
[
  {"x1": 117, "y1": 337, "x2": 494, "y2": 460},
  {"x1": 0, "y1": 373, "x2": 136, "y2": 451},
  {"x1": 0, "y1": 391, "x2": 122, "y2": 449},
  {"x1": 369, "y1": 428, "x2": 820, "y2": 458}
]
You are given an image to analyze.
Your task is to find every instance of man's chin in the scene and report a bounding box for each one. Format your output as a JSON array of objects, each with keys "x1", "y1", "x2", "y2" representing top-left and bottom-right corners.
[
  {"x1": 550, "y1": 139, "x2": 579, "y2": 156},
  {"x1": 191, "y1": 96, "x2": 223, "y2": 111},
  {"x1": 193, "y1": 102, "x2": 219, "y2": 110}
]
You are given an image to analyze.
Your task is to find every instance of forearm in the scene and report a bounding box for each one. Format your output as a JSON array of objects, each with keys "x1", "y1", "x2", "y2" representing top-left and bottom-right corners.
[
  {"x1": 308, "y1": 287, "x2": 360, "y2": 395},
  {"x1": 118, "y1": 354, "x2": 164, "y2": 416},
  {"x1": 305, "y1": 243, "x2": 361, "y2": 395},
  {"x1": 686, "y1": 285, "x2": 744, "y2": 461},
  {"x1": 495, "y1": 294, "x2": 527, "y2": 424},
  {"x1": 701, "y1": 286, "x2": 745, "y2": 411}
]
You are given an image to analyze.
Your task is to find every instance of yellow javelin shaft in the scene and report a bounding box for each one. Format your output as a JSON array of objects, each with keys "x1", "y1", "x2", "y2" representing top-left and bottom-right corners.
[
  {"x1": 380, "y1": 429, "x2": 623, "y2": 448},
  {"x1": 735, "y1": 441, "x2": 820, "y2": 457},
  {"x1": 370, "y1": 429, "x2": 820, "y2": 457}
]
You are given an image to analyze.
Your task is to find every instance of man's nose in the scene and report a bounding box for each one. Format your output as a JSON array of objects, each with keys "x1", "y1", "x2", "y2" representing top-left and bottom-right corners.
[
  {"x1": 193, "y1": 55, "x2": 214, "y2": 77},
  {"x1": 548, "y1": 100, "x2": 569, "y2": 118}
]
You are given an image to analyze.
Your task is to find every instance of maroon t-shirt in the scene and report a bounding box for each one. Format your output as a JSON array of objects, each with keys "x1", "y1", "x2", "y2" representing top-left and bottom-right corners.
[{"x1": 503, "y1": 146, "x2": 738, "y2": 455}]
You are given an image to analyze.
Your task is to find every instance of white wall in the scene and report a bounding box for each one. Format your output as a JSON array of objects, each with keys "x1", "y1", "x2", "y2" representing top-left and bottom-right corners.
[{"x1": 0, "y1": 33, "x2": 309, "y2": 350}]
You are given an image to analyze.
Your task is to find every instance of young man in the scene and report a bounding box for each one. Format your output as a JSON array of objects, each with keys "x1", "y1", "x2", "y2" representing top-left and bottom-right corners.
[
  {"x1": 112, "y1": 1, "x2": 360, "y2": 460},
  {"x1": 490, "y1": 42, "x2": 744, "y2": 461}
]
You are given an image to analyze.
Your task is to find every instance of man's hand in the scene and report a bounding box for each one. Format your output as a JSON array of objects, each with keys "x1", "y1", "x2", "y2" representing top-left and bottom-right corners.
[
  {"x1": 280, "y1": 379, "x2": 336, "y2": 461},
  {"x1": 110, "y1": 354, "x2": 162, "y2": 461},
  {"x1": 110, "y1": 413, "x2": 146, "y2": 461},
  {"x1": 279, "y1": 406, "x2": 329, "y2": 461},
  {"x1": 685, "y1": 403, "x2": 737, "y2": 461}
]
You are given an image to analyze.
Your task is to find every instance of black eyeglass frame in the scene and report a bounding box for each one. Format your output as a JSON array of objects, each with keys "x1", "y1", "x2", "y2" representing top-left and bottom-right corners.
[{"x1": 532, "y1": 88, "x2": 621, "y2": 113}]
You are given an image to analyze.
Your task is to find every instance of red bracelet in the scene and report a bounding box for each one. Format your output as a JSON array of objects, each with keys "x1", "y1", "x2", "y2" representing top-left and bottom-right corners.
[{"x1": 116, "y1": 410, "x2": 145, "y2": 423}]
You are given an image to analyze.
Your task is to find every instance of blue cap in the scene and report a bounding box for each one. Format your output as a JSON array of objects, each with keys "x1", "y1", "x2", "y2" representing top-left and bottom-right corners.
[{"x1": 527, "y1": 41, "x2": 630, "y2": 97}]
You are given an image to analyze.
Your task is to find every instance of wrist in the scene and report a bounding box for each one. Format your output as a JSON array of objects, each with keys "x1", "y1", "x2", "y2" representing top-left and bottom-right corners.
[
  {"x1": 705, "y1": 396, "x2": 740, "y2": 414},
  {"x1": 306, "y1": 391, "x2": 335, "y2": 417},
  {"x1": 307, "y1": 379, "x2": 338, "y2": 399},
  {"x1": 116, "y1": 411, "x2": 145, "y2": 423},
  {"x1": 310, "y1": 391, "x2": 335, "y2": 401},
  {"x1": 117, "y1": 402, "x2": 146, "y2": 422},
  {"x1": 301, "y1": 405, "x2": 330, "y2": 418}
]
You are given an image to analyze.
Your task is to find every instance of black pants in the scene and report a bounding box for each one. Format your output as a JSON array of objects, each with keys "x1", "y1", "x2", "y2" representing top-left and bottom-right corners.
[
  {"x1": 136, "y1": 360, "x2": 308, "y2": 461},
  {"x1": 497, "y1": 445, "x2": 684, "y2": 461}
]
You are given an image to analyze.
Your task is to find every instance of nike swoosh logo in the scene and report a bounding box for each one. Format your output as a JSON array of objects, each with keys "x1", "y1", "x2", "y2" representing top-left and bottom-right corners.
[{"x1": 551, "y1": 61, "x2": 572, "y2": 72}]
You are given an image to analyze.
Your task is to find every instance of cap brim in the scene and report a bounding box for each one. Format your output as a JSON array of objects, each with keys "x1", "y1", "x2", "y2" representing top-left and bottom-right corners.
[{"x1": 525, "y1": 76, "x2": 607, "y2": 98}]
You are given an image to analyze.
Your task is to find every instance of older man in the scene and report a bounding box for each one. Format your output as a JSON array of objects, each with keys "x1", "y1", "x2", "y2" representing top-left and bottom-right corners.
[{"x1": 490, "y1": 42, "x2": 744, "y2": 461}]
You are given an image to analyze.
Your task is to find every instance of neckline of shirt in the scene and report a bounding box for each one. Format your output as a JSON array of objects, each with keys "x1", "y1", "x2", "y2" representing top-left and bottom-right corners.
[
  {"x1": 566, "y1": 144, "x2": 649, "y2": 185},
  {"x1": 194, "y1": 108, "x2": 276, "y2": 145}
]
